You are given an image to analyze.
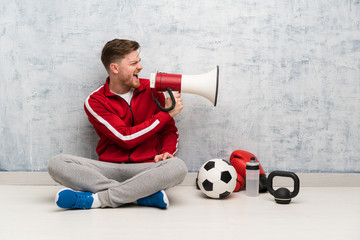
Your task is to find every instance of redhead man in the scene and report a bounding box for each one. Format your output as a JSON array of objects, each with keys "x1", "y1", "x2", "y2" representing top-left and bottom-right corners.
[{"x1": 48, "y1": 39, "x2": 187, "y2": 209}]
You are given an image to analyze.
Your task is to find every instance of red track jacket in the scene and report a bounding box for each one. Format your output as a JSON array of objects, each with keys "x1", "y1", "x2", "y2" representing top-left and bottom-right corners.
[{"x1": 84, "y1": 77, "x2": 179, "y2": 163}]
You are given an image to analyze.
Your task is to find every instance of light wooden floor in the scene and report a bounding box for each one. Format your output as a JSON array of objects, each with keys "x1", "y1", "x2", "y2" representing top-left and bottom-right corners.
[{"x1": 0, "y1": 184, "x2": 359, "y2": 240}]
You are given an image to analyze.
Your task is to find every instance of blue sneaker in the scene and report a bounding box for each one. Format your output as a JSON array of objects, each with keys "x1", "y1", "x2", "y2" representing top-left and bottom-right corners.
[
  {"x1": 137, "y1": 190, "x2": 169, "y2": 209},
  {"x1": 56, "y1": 188, "x2": 94, "y2": 209}
]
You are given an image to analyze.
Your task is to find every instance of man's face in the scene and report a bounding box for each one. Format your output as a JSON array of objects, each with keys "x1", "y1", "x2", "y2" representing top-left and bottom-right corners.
[{"x1": 116, "y1": 50, "x2": 143, "y2": 89}]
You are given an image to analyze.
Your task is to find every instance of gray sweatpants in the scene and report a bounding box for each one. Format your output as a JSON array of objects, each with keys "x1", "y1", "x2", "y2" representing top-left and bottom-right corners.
[{"x1": 47, "y1": 154, "x2": 188, "y2": 208}]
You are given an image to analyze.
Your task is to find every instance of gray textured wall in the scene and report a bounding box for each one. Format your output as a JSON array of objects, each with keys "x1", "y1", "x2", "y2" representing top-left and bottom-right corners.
[{"x1": 1, "y1": 0, "x2": 359, "y2": 172}]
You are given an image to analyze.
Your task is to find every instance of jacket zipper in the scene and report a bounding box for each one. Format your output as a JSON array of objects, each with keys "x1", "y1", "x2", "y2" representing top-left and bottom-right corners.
[
  {"x1": 128, "y1": 101, "x2": 134, "y2": 163},
  {"x1": 116, "y1": 89, "x2": 145, "y2": 163}
]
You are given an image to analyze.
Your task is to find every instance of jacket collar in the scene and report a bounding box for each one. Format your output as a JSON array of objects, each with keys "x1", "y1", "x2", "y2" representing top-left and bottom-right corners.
[{"x1": 104, "y1": 77, "x2": 146, "y2": 97}]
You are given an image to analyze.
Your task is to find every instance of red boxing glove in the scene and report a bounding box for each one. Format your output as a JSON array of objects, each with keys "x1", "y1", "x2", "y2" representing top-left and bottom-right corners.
[
  {"x1": 234, "y1": 173, "x2": 245, "y2": 192},
  {"x1": 230, "y1": 150, "x2": 268, "y2": 192}
]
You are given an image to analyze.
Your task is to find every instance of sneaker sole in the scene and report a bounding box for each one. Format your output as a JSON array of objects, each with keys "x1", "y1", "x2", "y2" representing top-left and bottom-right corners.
[{"x1": 161, "y1": 190, "x2": 169, "y2": 208}]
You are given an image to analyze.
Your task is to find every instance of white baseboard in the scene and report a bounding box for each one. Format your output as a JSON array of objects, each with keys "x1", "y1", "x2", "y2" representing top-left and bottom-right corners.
[
  {"x1": 0, "y1": 172, "x2": 359, "y2": 187},
  {"x1": 187, "y1": 172, "x2": 360, "y2": 187}
]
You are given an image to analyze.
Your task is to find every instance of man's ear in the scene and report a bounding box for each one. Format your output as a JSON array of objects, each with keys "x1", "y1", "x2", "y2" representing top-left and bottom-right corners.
[{"x1": 109, "y1": 63, "x2": 119, "y2": 74}]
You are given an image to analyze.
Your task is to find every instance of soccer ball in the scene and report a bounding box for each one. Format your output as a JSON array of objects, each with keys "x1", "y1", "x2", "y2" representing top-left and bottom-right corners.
[{"x1": 197, "y1": 159, "x2": 237, "y2": 199}]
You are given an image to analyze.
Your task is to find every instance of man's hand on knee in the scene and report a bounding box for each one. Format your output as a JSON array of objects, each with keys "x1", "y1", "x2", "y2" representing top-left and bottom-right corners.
[{"x1": 154, "y1": 152, "x2": 174, "y2": 163}]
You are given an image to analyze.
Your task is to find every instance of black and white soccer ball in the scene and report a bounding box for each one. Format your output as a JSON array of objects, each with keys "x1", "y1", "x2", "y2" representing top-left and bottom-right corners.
[{"x1": 197, "y1": 159, "x2": 237, "y2": 199}]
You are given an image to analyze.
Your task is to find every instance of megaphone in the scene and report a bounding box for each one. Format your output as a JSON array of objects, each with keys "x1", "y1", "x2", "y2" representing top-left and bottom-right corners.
[{"x1": 150, "y1": 66, "x2": 219, "y2": 112}]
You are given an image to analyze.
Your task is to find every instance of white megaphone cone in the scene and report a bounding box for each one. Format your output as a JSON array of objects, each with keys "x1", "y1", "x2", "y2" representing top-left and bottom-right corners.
[
  {"x1": 150, "y1": 66, "x2": 219, "y2": 112},
  {"x1": 181, "y1": 66, "x2": 219, "y2": 106}
]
